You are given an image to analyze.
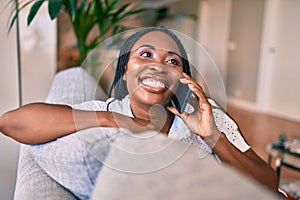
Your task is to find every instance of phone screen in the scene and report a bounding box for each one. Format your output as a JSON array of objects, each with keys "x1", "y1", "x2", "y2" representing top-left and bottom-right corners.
[{"x1": 172, "y1": 83, "x2": 191, "y2": 114}]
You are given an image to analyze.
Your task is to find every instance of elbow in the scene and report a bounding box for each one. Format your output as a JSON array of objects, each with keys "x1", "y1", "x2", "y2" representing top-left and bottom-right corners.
[
  {"x1": 0, "y1": 111, "x2": 28, "y2": 144},
  {"x1": 0, "y1": 111, "x2": 12, "y2": 137}
]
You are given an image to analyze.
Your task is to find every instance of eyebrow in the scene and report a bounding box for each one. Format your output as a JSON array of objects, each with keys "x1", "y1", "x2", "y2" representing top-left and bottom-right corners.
[
  {"x1": 167, "y1": 51, "x2": 181, "y2": 58},
  {"x1": 137, "y1": 44, "x2": 155, "y2": 50},
  {"x1": 136, "y1": 45, "x2": 181, "y2": 57}
]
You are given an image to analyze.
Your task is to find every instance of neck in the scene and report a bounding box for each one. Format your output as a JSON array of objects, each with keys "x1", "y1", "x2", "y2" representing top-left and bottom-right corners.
[{"x1": 130, "y1": 100, "x2": 174, "y2": 134}]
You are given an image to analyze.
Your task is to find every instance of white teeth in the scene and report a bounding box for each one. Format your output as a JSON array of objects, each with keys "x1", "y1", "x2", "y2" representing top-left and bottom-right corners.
[{"x1": 142, "y1": 79, "x2": 165, "y2": 88}]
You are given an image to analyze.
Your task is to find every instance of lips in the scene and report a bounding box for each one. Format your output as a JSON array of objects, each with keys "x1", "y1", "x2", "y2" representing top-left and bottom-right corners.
[
  {"x1": 139, "y1": 75, "x2": 170, "y2": 92},
  {"x1": 141, "y1": 78, "x2": 166, "y2": 88}
]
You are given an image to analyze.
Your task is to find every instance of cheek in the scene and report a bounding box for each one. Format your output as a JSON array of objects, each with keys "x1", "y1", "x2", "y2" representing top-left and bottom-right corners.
[
  {"x1": 124, "y1": 65, "x2": 144, "y2": 92},
  {"x1": 123, "y1": 59, "x2": 142, "y2": 80},
  {"x1": 126, "y1": 79, "x2": 138, "y2": 94},
  {"x1": 168, "y1": 71, "x2": 182, "y2": 91},
  {"x1": 126, "y1": 57, "x2": 144, "y2": 71},
  {"x1": 124, "y1": 63, "x2": 144, "y2": 80}
]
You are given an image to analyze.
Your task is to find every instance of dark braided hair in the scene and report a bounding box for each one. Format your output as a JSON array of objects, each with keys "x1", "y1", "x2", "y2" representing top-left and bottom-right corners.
[{"x1": 109, "y1": 27, "x2": 191, "y2": 100}]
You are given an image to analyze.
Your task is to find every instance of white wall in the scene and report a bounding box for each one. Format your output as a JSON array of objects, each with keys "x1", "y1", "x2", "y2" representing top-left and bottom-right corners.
[
  {"x1": 0, "y1": 1, "x2": 56, "y2": 199},
  {"x1": 199, "y1": 0, "x2": 300, "y2": 122},
  {"x1": 19, "y1": 3, "x2": 57, "y2": 104},
  {"x1": 198, "y1": 0, "x2": 232, "y2": 83},
  {"x1": 0, "y1": 1, "x2": 21, "y2": 199},
  {"x1": 226, "y1": 0, "x2": 265, "y2": 102},
  {"x1": 257, "y1": 0, "x2": 300, "y2": 121}
]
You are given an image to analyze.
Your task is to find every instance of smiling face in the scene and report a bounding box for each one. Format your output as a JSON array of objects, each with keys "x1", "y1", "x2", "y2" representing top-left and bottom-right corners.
[{"x1": 123, "y1": 31, "x2": 184, "y2": 108}]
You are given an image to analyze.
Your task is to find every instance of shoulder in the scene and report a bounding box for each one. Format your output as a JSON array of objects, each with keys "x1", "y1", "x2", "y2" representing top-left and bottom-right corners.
[
  {"x1": 71, "y1": 99, "x2": 109, "y2": 111},
  {"x1": 70, "y1": 97, "x2": 131, "y2": 115}
]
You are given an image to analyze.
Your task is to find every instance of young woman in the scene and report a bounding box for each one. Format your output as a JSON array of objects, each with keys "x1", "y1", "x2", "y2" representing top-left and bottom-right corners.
[{"x1": 0, "y1": 27, "x2": 278, "y2": 198}]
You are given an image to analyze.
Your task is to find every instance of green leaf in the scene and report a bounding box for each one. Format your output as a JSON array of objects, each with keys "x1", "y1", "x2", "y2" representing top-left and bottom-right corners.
[
  {"x1": 125, "y1": 8, "x2": 149, "y2": 16},
  {"x1": 87, "y1": 36, "x2": 101, "y2": 51},
  {"x1": 68, "y1": 0, "x2": 77, "y2": 19},
  {"x1": 98, "y1": 18, "x2": 106, "y2": 36},
  {"x1": 113, "y1": 3, "x2": 130, "y2": 16},
  {"x1": 27, "y1": 0, "x2": 45, "y2": 26},
  {"x1": 8, "y1": 14, "x2": 17, "y2": 32},
  {"x1": 85, "y1": 2, "x2": 93, "y2": 17},
  {"x1": 93, "y1": 0, "x2": 103, "y2": 15},
  {"x1": 77, "y1": 0, "x2": 86, "y2": 14},
  {"x1": 109, "y1": 0, "x2": 120, "y2": 9},
  {"x1": 8, "y1": 0, "x2": 36, "y2": 31},
  {"x1": 48, "y1": 0, "x2": 63, "y2": 20}
]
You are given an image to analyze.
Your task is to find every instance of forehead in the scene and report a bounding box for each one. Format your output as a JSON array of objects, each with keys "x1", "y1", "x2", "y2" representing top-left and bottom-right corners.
[{"x1": 131, "y1": 31, "x2": 181, "y2": 55}]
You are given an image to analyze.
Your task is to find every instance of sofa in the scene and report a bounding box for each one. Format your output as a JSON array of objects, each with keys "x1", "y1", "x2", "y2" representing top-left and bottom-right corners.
[
  {"x1": 14, "y1": 67, "x2": 104, "y2": 200},
  {"x1": 13, "y1": 67, "x2": 280, "y2": 200}
]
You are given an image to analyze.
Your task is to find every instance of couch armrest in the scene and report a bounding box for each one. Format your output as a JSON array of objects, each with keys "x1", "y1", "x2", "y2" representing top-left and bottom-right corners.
[
  {"x1": 14, "y1": 145, "x2": 79, "y2": 200},
  {"x1": 14, "y1": 67, "x2": 104, "y2": 199},
  {"x1": 45, "y1": 67, "x2": 107, "y2": 105}
]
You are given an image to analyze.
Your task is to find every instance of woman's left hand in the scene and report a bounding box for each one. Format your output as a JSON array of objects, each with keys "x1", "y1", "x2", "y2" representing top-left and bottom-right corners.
[
  {"x1": 169, "y1": 75, "x2": 279, "y2": 192},
  {"x1": 168, "y1": 73, "x2": 220, "y2": 139}
]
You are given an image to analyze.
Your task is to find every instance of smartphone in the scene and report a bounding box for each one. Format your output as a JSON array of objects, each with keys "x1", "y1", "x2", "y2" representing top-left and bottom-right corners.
[{"x1": 172, "y1": 82, "x2": 192, "y2": 114}]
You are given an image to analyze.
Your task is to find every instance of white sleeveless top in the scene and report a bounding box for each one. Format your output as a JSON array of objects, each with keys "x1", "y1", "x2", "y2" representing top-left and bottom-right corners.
[{"x1": 30, "y1": 96, "x2": 250, "y2": 200}]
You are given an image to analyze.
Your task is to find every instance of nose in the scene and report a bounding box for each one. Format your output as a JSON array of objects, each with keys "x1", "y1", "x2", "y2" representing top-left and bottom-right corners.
[{"x1": 149, "y1": 64, "x2": 168, "y2": 75}]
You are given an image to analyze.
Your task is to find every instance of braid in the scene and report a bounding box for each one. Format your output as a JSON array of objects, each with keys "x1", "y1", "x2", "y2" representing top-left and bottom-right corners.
[{"x1": 109, "y1": 27, "x2": 191, "y2": 100}]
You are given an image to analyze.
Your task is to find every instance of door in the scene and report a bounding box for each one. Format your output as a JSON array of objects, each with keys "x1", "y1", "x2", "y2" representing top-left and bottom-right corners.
[{"x1": 257, "y1": 0, "x2": 300, "y2": 121}]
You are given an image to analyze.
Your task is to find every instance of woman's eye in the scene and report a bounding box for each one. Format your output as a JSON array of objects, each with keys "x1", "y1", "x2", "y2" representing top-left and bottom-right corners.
[
  {"x1": 167, "y1": 59, "x2": 179, "y2": 66},
  {"x1": 140, "y1": 51, "x2": 152, "y2": 58}
]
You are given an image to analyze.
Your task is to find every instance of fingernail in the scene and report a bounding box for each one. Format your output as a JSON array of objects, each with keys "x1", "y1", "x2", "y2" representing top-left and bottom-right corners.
[
  {"x1": 180, "y1": 78, "x2": 187, "y2": 82},
  {"x1": 188, "y1": 84, "x2": 194, "y2": 89}
]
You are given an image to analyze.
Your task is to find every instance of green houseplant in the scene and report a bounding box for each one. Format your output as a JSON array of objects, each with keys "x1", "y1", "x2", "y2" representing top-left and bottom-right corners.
[{"x1": 9, "y1": 0, "x2": 151, "y2": 65}]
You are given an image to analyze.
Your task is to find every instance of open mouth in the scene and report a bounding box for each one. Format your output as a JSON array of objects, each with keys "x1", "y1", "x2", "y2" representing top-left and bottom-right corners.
[
  {"x1": 141, "y1": 78, "x2": 166, "y2": 88},
  {"x1": 139, "y1": 75, "x2": 170, "y2": 92}
]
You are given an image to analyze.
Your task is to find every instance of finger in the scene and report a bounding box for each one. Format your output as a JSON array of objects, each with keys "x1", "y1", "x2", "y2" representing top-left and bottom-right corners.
[
  {"x1": 181, "y1": 73, "x2": 205, "y2": 94},
  {"x1": 181, "y1": 73, "x2": 212, "y2": 113},
  {"x1": 167, "y1": 106, "x2": 181, "y2": 117},
  {"x1": 181, "y1": 75, "x2": 212, "y2": 121},
  {"x1": 180, "y1": 78, "x2": 202, "y2": 98},
  {"x1": 167, "y1": 106, "x2": 190, "y2": 122},
  {"x1": 182, "y1": 73, "x2": 200, "y2": 86},
  {"x1": 187, "y1": 92, "x2": 199, "y2": 109},
  {"x1": 187, "y1": 84, "x2": 210, "y2": 108}
]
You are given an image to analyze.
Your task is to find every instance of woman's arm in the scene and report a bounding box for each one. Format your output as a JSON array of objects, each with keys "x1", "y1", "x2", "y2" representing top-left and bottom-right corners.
[
  {"x1": 168, "y1": 73, "x2": 278, "y2": 192},
  {"x1": 205, "y1": 131, "x2": 278, "y2": 192},
  {"x1": 0, "y1": 103, "x2": 157, "y2": 145},
  {"x1": 0, "y1": 103, "x2": 132, "y2": 144}
]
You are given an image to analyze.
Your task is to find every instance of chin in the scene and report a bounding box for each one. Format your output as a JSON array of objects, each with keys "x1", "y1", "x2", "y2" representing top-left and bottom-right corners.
[{"x1": 135, "y1": 93, "x2": 171, "y2": 106}]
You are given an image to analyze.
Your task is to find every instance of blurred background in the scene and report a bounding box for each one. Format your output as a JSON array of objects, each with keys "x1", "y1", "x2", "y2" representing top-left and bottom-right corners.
[{"x1": 1, "y1": 0, "x2": 300, "y2": 199}]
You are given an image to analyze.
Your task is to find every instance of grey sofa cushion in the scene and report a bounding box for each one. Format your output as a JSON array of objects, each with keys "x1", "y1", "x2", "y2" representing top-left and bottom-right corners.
[
  {"x1": 14, "y1": 67, "x2": 104, "y2": 200},
  {"x1": 45, "y1": 67, "x2": 106, "y2": 105},
  {"x1": 14, "y1": 144, "x2": 79, "y2": 200},
  {"x1": 91, "y1": 137, "x2": 278, "y2": 200}
]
